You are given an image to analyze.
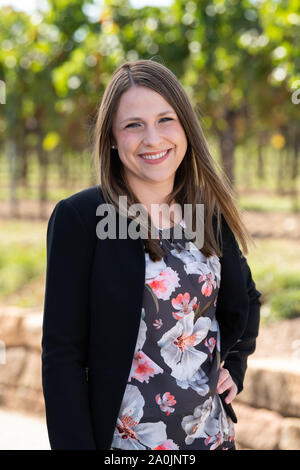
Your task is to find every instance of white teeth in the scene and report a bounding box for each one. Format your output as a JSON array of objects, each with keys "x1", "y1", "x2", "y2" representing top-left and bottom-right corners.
[{"x1": 140, "y1": 149, "x2": 169, "y2": 160}]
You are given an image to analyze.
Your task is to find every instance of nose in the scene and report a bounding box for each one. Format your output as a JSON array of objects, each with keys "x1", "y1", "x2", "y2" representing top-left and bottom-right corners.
[{"x1": 142, "y1": 125, "x2": 164, "y2": 147}]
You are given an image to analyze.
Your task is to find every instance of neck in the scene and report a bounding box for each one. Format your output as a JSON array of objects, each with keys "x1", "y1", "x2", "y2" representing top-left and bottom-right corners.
[
  {"x1": 127, "y1": 177, "x2": 173, "y2": 206},
  {"x1": 129, "y1": 181, "x2": 181, "y2": 229}
]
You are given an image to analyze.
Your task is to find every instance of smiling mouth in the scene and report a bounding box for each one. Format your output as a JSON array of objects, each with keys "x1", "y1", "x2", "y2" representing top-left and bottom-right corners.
[{"x1": 138, "y1": 148, "x2": 172, "y2": 161}]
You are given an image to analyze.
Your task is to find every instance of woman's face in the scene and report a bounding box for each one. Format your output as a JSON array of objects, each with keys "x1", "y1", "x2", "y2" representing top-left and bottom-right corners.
[{"x1": 111, "y1": 85, "x2": 188, "y2": 191}]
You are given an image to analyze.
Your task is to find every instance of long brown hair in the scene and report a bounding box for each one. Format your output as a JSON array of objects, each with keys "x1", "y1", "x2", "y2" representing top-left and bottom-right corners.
[{"x1": 92, "y1": 59, "x2": 251, "y2": 261}]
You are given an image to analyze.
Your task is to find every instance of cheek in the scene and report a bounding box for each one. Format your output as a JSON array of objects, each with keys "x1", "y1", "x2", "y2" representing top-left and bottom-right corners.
[
  {"x1": 120, "y1": 134, "x2": 139, "y2": 155},
  {"x1": 117, "y1": 139, "x2": 141, "y2": 171},
  {"x1": 178, "y1": 126, "x2": 188, "y2": 146},
  {"x1": 174, "y1": 128, "x2": 188, "y2": 156},
  {"x1": 170, "y1": 123, "x2": 188, "y2": 147}
]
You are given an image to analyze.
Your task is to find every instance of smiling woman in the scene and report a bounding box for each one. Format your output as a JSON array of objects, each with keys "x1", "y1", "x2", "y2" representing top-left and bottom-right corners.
[
  {"x1": 110, "y1": 85, "x2": 188, "y2": 222},
  {"x1": 42, "y1": 59, "x2": 261, "y2": 451}
]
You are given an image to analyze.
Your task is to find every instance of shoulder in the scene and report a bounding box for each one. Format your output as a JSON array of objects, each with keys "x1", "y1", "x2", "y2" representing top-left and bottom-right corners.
[
  {"x1": 48, "y1": 185, "x2": 105, "y2": 239},
  {"x1": 63, "y1": 184, "x2": 105, "y2": 214},
  {"x1": 212, "y1": 211, "x2": 239, "y2": 257}
]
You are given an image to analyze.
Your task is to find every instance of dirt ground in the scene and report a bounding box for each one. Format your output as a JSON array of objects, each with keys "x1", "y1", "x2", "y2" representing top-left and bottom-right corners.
[{"x1": 242, "y1": 211, "x2": 300, "y2": 240}]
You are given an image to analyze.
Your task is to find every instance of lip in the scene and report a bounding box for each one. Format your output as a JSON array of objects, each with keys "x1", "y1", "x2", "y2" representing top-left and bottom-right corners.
[{"x1": 138, "y1": 148, "x2": 172, "y2": 164}]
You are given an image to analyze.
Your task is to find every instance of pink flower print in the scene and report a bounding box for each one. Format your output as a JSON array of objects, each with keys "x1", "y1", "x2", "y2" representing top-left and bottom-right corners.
[
  {"x1": 205, "y1": 337, "x2": 216, "y2": 358},
  {"x1": 198, "y1": 272, "x2": 216, "y2": 297},
  {"x1": 153, "y1": 439, "x2": 179, "y2": 450},
  {"x1": 205, "y1": 432, "x2": 223, "y2": 450},
  {"x1": 214, "y1": 294, "x2": 218, "y2": 307},
  {"x1": 155, "y1": 392, "x2": 176, "y2": 416},
  {"x1": 153, "y1": 319, "x2": 163, "y2": 329},
  {"x1": 146, "y1": 267, "x2": 180, "y2": 301},
  {"x1": 129, "y1": 351, "x2": 163, "y2": 383},
  {"x1": 171, "y1": 292, "x2": 198, "y2": 320}
]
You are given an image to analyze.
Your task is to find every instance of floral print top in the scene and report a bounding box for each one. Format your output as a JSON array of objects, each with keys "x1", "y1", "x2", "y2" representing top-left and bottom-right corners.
[{"x1": 111, "y1": 219, "x2": 235, "y2": 450}]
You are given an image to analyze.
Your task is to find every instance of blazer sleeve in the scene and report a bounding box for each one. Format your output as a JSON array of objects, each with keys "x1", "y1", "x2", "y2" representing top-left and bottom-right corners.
[
  {"x1": 41, "y1": 199, "x2": 97, "y2": 449},
  {"x1": 223, "y1": 249, "x2": 261, "y2": 394}
]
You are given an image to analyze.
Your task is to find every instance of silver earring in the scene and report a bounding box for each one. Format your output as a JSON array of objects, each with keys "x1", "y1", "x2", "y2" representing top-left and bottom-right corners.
[{"x1": 111, "y1": 145, "x2": 117, "y2": 149}]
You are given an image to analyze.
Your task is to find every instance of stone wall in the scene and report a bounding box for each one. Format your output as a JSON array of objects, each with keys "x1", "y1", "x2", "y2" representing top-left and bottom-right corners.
[
  {"x1": 234, "y1": 358, "x2": 300, "y2": 450},
  {"x1": 1, "y1": 306, "x2": 300, "y2": 449},
  {"x1": 0, "y1": 307, "x2": 44, "y2": 414}
]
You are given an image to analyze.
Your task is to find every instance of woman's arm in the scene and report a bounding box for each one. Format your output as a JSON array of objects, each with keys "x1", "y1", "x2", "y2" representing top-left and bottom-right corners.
[
  {"x1": 223, "y1": 251, "x2": 261, "y2": 394},
  {"x1": 42, "y1": 199, "x2": 96, "y2": 449},
  {"x1": 215, "y1": 214, "x2": 261, "y2": 394}
]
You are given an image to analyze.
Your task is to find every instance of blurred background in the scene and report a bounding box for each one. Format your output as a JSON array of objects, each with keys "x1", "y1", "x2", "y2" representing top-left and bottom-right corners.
[{"x1": 0, "y1": 0, "x2": 300, "y2": 450}]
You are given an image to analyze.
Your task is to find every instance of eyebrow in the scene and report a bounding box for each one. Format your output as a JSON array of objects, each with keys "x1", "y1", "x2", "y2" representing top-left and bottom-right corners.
[{"x1": 120, "y1": 110, "x2": 176, "y2": 124}]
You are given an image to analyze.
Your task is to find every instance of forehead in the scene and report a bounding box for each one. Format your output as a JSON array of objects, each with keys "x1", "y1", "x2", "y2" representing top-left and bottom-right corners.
[{"x1": 114, "y1": 86, "x2": 175, "y2": 121}]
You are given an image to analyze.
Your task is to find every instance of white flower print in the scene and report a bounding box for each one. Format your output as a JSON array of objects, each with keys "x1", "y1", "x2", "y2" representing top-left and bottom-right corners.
[
  {"x1": 134, "y1": 316, "x2": 147, "y2": 353},
  {"x1": 176, "y1": 368, "x2": 209, "y2": 396},
  {"x1": 181, "y1": 396, "x2": 216, "y2": 445},
  {"x1": 171, "y1": 243, "x2": 221, "y2": 289},
  {"x1": 205, "y1": 405, "x2": 235, "y2": 449},
  {"x1": 210, "y1": 317, "x2": 218, "y2": 331},
  {"x1": 181, "y1": 395, "x2": 222, "y2": 447},
  {"x1": 145, "y1": 253, "x2": 167, "y2": 280},
  {"x1": 206, "y1": 255, "x2": 221, "y2": 288},
  {"x1": 217, "y1": 398, "x2": 235, "y2": 443},
  {"x1": 112, "y1": 385, "x2": 167, "y2": 450},
  {"x1": 157, "y1": 312, "x2": 211, "y2": 380},
  {"x1": 170, "y1": 247, "x2": 206, "y2": 276}
]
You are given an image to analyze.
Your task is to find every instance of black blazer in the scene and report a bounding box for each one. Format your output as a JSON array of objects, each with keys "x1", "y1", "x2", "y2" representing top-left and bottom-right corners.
[{"x1": 41, "y1": 185, "x2": 261, "y2": 450}]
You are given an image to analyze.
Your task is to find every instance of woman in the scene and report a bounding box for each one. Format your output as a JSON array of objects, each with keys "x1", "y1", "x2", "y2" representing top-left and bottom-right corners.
[{"x1": 42, "y1": 60, "x2": 261, "y2": 450}]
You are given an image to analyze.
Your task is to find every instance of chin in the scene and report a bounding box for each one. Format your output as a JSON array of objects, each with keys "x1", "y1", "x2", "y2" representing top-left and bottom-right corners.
[{"x1": 145, "y1": 173, "x2": 176, "y2": 183}]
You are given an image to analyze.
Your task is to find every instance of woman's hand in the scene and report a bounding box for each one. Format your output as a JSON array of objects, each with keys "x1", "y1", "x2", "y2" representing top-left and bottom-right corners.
[{"x1": 216, "y1": 363, "x2": 238, "y2": 404}]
